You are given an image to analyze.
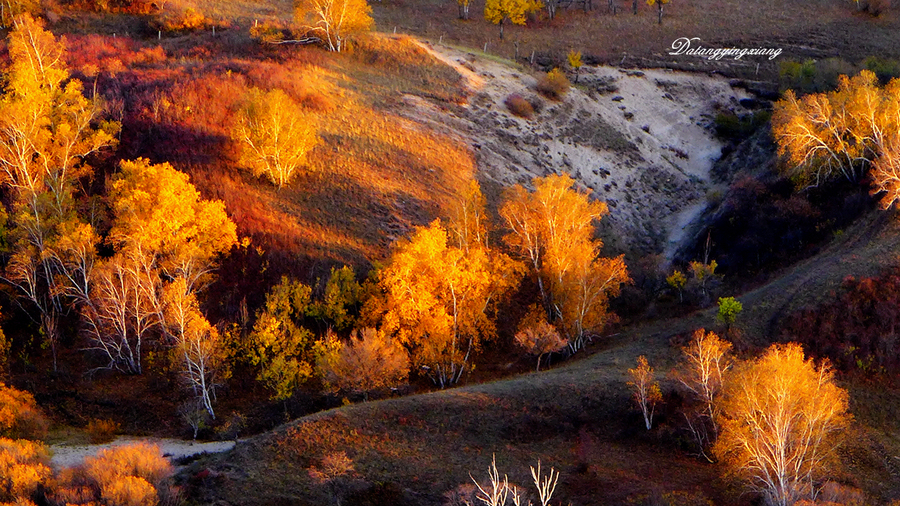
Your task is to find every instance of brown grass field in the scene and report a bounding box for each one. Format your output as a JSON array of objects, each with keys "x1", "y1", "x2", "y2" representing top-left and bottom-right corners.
[{"x1": 369, "y1": 0, "x2": 900, "y2": 80}]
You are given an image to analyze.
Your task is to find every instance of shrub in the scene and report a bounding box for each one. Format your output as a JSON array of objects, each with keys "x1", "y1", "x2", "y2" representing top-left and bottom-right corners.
[
  {"x1": 863, "y1": 55, "x2": 900, "y2": 83},
  {"x1": 0, "y1": 438, "x2": 51, "y2": 503},
  {"x1": 536, "y1": 68, "x2": 570, "y2": 100},
  {"x1": 713, "y1": 111, "x2": 771, "y2": 141},
  {"x1": 154, "y1": 2, "x2": 209, "y2": 32},
  {"x1": 86, "y1": 419, "x2": 120, "y2": 444},
  {"x1": 83, "y1": 443, "x2": 172, "y2": 493},
  {"x1": 0, "y1": 384, "x2": 49, "y2": 441},
  {"x1": 504, "y1": 93, "x2": 534, "y2": 118}
]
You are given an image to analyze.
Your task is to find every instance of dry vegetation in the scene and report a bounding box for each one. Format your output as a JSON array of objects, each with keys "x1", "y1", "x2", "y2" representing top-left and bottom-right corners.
[{"x1": 370, "y1": 0, "x2": 900, "y2": 80}]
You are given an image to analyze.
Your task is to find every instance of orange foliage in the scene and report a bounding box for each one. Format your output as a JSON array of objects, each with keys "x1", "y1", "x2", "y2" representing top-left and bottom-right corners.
[
  {"x1": 83, "y1": 443, "x2": 172, "y2": 488},
  {"x1": 376, "y1": 219, "x2": 521, "y2": 387},
  {"x1": 0, "y1": 384, "x2": 48, "y2": 441},
  {"x1": 500, "y1": 174, "x2": 629, "y2": 351},
  {"x1": 0, "y1": 438, "x2": 50, "y2": 503},
  {"x1": 315, "y1": 328, "x2": 409, "y2": 398}
]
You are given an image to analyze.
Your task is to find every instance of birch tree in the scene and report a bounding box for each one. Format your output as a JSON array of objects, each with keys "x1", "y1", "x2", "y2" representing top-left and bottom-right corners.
[
  {"x1": 773, "y1": 70, "x2": 900, "y2": 189},
  {"x1": 378, "y1": 220, "x2": 520, "y2": 387},
  {"x1": 675, "y1": 328, "x2": 732, "y2": 460},
  {"x1": 294, "y1": 0, "x2": 373, "y2": 52},
  {"x1": 0, "y1": 15, "x2": 117, "y2": 371},
  {"x1": 233, "y1": 88, "x2": 318, "y2": 190},
  {"x1": 83, "y1": 159, "x2": 236, "y2": 374},
  {"x1": 627, "y1": 355, "x2": 662, "y2": 430},
  {"x1": 713, "y1": 343, "x2": 851, "y2": 506},
  {"x1": 500, "y1": 174, "x2": 629, "y2": 352}
]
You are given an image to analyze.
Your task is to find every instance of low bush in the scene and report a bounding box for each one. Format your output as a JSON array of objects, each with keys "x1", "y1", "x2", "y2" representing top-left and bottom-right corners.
[
  {"x1": 713, "y1": 111, "x2": 771, "y2": 141},
  {"x1": 0, "y1": 438, "x2": 51, "y2": 504},
  {"x1": 504, "y1": 93, "x2": 534, "y2": 118},
  {"x1": 0, "y1": 384, "x2": 49, "y2": 441},
  {"x1": 86, "y1": 419, "x2": 120, "y2": 444},
  {"x1": 536, "y1": 68, "x2": 570, "y2": 100}
]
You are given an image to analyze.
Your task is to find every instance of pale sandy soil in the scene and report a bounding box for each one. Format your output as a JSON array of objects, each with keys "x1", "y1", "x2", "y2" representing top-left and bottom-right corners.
[
  {"x1": 409, "y1": 41, "x2": 753, "y2": 259},
  {"x1": 50, "y1": 436, "x2": 236, "y2": 469}
]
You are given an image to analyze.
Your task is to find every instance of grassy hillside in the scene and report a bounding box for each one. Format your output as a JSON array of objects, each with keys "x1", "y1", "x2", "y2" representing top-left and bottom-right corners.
[
  {"x1": 186, "y1": 204, "x2": 900, "y2": 505},
  {"x1": 370, "y1": 0, "x2": 900, "y2": 79}
]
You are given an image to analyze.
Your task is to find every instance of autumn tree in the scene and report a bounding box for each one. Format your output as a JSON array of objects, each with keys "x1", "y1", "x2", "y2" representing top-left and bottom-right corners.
[
  {"x1": 646, "y1": 0, "x2": 669, "y2": 23},
  {"x1": 0, "y1": 0, "x2": 38, "y2": 28},
  {"x1": 233, "y1": 88, "x2": 318, "y2": 190},
  {"x1": 308, "y1": 266, "x2": 361, "y2": 331},
  {"x1": 0, "y1": 15, "x2": 118, "y2": 371},
  {"x1": 294, "y1": 0, "x2": 373, "y2": 52},
  {"x1": 484, "y1": 0, "x2": 540, "y2": 40},
  {"x1": 163, "y1": 278, "x2": 228, "y2": 419},
  {"x1": 773, "y1": 70, "x2": 900, "y2": 190},
  {"x1": 500, "y1": 174, "x2": 629, "y2": 353},
  {"x1": 376, "y1": 219, "x2": 520, "y2": 387},
  {"x1": 314, "y1": 328, "x2": 408, "y2": 400},
  {"x1": 515, "y1": 319, "x2": 567, "y2": 372},
  {"x1": 628, "y1": 355, "x2": 662, "y2": 430},
  {"x1": 666, "y1": 269, "x2": 686, "y2": 302},
  {"x1": 714, "y1": 343, "x2": 851, "y2": 506},
  {"x1": 675, "y1": 329, "x2": 732, "y2": 460},
  {"x1": 82, "y1": 159, "x2": 236, "y2": 375},
  {"x1": 567, "y1": 50, "x2": 583, "y2": 84},
  {"x1": 248, "y1": 277, "x2": 317, "y2": 400},
  {"x1": 458, "y1": 0, "x2": 471, "y2": 19}
]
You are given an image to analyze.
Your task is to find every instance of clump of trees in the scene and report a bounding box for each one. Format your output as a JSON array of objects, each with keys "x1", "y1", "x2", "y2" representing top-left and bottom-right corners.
[
  {"x1": 500, "y1": 174, "x2": 629, "y2": 353},
  {"x1": 656, "y1": 332, "x2": 852, "y2": 505},
  {"x1": 773, "y1": 70, "x2": 900, "y2": 202},
  {"x1": 0, "y1": 17, "x2": 237, "y2": 421},
  {"x1": 0, "y1": 14, "x2": 118, "y2": 372}
]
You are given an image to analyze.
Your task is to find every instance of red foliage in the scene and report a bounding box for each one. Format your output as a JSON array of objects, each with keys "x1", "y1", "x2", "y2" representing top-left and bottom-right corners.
[{"x1": 781, "y1": 271, "x2": 900, "y2": 375}]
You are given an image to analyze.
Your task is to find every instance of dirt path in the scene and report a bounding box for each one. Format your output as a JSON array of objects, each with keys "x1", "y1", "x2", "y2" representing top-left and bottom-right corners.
[
  {"x1": 406, "y1": 40, "x2": 744, "y2": 258},
  {"x1": 50, "y1": 436, "x2": 236, "y2": 469}
]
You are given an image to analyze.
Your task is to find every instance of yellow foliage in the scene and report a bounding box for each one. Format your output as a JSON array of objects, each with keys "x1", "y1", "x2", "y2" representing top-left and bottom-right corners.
[
  {"x1": 774, "y1": 70, "x2": 900, "y2": 192},
  {"x1": 378, "y1": 219, "x2": 521, "y2": 387},
  {"x1": 0, "y1": 1, "x2": 39, "y2": 28},
  {"x1": 627, "y1": 356, "x2": 662, "y2": 430},
  {"x1": 500, "y1": 174, "x2": 629, "y2": 351},
  {"x1": 233, "y1": 88, "x2": 319, "y2": 189},
  {"x1": 714, "y1": 343, "x2": 851, "y2": 506},
  {"x1": 83, "y1": 443, "x2": 172, "y2": 491},
  {"x1": 294, "y1": 0, "x2": 373, "y2": 52},
  {"x1": 567, "y1": 50, "x2": 583, "y2": 70},
  {"x1": 484, "y1": 0, "x2": 541, "y2": 27},
  {"x1": 102, "y1": 476, "x2": 156, "y2": 506},
  {"x1": 109, "y1": 158, "x2": 237, "y2": 287}
]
